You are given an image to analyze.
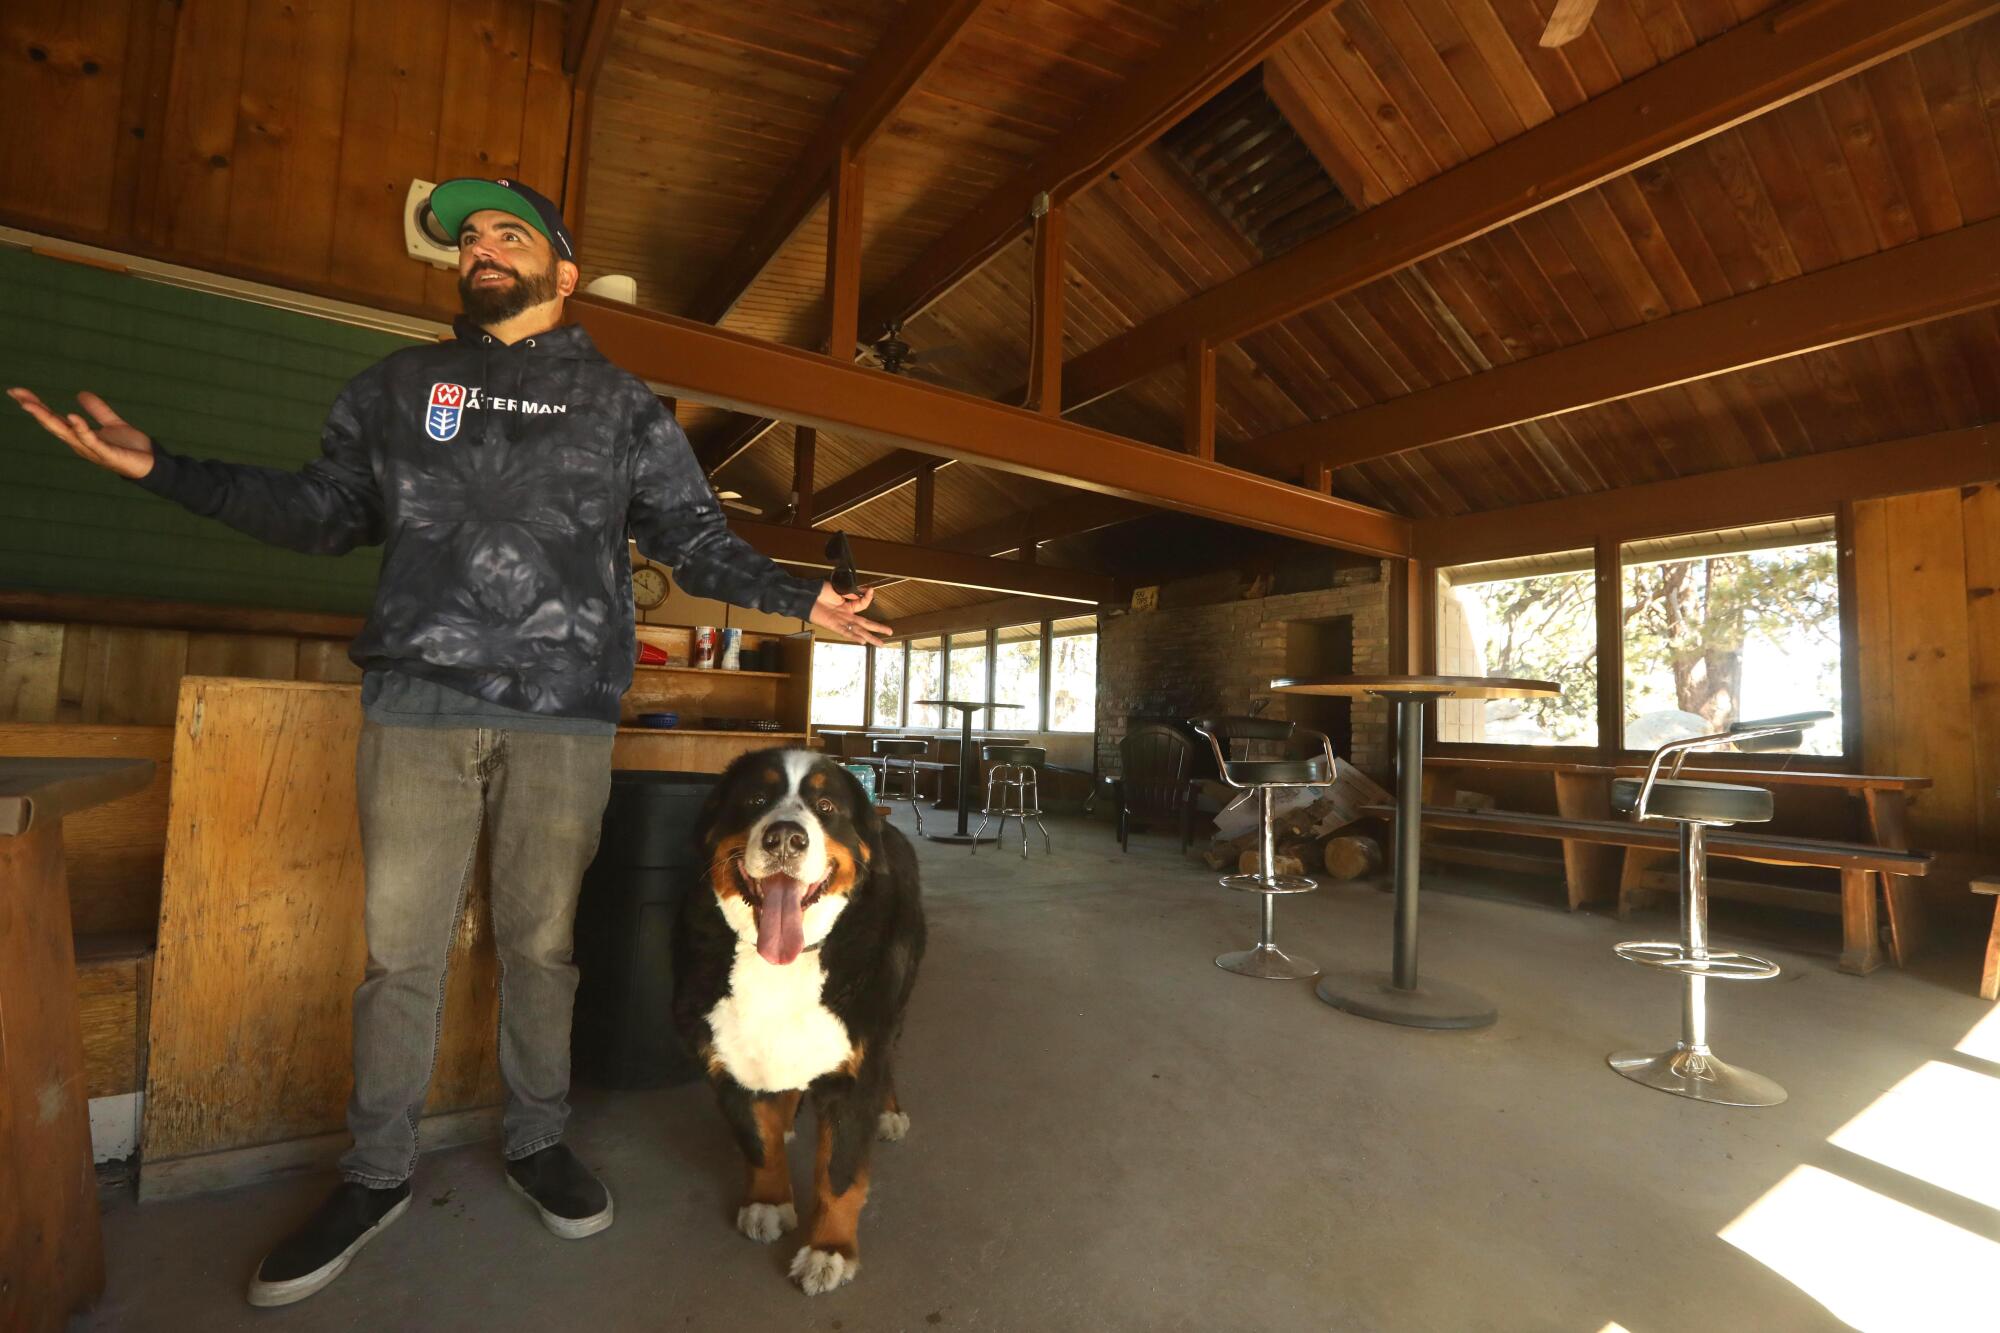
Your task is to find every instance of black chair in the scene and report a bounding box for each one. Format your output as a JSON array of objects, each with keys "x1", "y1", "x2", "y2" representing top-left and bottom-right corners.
[
  {"x1": 1190, "y1": 716, "x2": 1335, "y2": 980},
  {"x1": 1608, "y1": 710, "x2": 1830, "y2": 1108},
  {"x1": 1114, "y1": 723, "x2": 1199, "y2": 853}
]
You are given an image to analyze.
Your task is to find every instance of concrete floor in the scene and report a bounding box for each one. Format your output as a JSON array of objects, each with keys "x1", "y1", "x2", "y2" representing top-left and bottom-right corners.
[{"x1": 81, "y1": 814, "x2": 1998, "y2": 1332}]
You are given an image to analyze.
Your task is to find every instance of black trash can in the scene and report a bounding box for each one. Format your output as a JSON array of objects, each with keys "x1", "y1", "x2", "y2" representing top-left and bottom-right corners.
[{"x1": 570, "y1": 770, "x2": 715, "y2": 1089}]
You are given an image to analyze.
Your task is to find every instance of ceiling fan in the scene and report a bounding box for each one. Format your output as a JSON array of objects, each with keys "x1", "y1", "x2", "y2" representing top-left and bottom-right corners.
[
  {"x1": 712, "y1": 488, "x2": 764, "y2": 516},
  {"x1": 861, "y1": 322, "x2": 959, "y2": 385},
  {"x1": 1540, "y1": 0, "x2": 1596, "y2": 47}
]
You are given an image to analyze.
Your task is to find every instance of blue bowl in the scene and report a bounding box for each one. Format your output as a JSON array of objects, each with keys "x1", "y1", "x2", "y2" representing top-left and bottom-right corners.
[{"x1": 636, "y1": 711, "x2": 680, "y2": 730}]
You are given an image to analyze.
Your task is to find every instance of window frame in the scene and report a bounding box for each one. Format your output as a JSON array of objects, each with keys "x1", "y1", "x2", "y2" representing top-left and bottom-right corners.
[
  {"x1": 1424, "y1": 514, "x2": 1857, "y2": 768},
  {"x1": 845, "y1": 615, "x2": 1097, "y2": 738}
]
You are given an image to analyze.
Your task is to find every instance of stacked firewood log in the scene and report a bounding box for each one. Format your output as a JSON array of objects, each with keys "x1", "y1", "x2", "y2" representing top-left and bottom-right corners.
[{"x1": 1196, "y1": 791, "x2": 1385, "y2": 881}]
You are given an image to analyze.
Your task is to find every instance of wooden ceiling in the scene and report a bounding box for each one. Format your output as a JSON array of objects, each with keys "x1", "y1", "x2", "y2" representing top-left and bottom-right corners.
[{"x1": 574, "y1": 0, "x2": 2000, "y2": 620}]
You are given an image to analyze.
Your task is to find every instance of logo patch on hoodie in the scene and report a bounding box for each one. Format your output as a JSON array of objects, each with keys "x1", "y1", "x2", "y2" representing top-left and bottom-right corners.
[{"x1": 426, "y1": 382, "x2": 466, "y2": 442}]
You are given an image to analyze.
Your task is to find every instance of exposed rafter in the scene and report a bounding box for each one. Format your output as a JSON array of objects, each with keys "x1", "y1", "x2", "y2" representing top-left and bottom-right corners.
[
  {"x1": 857, "y1": 0, "x2": 1344, "y2": 345},
  {"x1": 559, "y1": 0, "x2": 620, "y2": 241},
  {"x1": 688, "y1": 0, "x2": 989, "y2": 327},
  {"x1": 1415, "y1": 425, "x2": 2000, "y2": 566},
  {"x1": 1056, "y1": 0, "x2": 2000, "y2": 413},
  {"x1": 1238, "y1": 216, "x2": 2000, "y2": 476},
  {"x1": 570, "y1": 295, "x2": 1409, "y2": 555},
  {"x1": 733, "y1": 520, "x2": 1109, "y2": 603},
  {"x1": 810, "y1": 451, "x2": 958, "y2": 526},
  {"x1": 885, "y1": 595, "x2": 1090, "y2": 640}
]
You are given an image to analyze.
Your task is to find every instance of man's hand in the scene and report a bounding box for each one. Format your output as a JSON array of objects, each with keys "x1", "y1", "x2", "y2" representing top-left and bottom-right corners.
[
  {"x1": 8, "y1": 388, "x2": 156, "y2": 479},
  {"x1": 810, "y1": 582, "x2": 890, "y2": 646}
]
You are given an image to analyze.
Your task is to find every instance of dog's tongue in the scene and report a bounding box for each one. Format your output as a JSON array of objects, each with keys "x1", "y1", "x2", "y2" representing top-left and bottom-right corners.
[{"x1": 755, "y1": 873, "x2": 807, "y2": 965}]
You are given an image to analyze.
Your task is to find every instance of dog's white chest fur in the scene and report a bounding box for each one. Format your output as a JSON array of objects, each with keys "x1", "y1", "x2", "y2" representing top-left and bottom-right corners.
[{"x1": 707, "y1": 946, "x2": 854, "y2": 1093}]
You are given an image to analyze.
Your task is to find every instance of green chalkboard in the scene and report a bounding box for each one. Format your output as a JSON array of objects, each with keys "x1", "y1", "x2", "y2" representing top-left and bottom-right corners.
[{"x1": 0, "y1": 246, "x2": 421, "y2": 615}]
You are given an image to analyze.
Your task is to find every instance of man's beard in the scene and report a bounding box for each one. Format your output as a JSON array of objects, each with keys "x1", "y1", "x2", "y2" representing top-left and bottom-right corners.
[{"x1": 460, "y1": 259, "x2": 560, "y2": 323}]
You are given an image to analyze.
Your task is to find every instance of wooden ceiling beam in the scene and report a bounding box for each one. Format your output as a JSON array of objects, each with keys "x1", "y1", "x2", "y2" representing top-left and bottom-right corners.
[
  {"x1": 571, "y1": 294, "x2": 1408, "y2": 555},
  {"x1": 732, "y1": 520, "x2": 1109, "y2": 603},
  {"x1": 941, "y1": 492, "x2": 1151, "y2": 557},
  {"x1": 695, "y1": 412, "x2": 781, "y2": 475},
  {"x1": 1414, "y1": 425, "x2": 2000, "y2": 567},
  {"x1": 810, "y1": 451, "x2": 959, "y2": 525},
  {"x1": 559, "y1": 0, "x2": 620, "y2": 239},
  {"x1": 856, "y1": 0, "x2": 1343, "y2": 345},
  {"x1": 1058, "y1": 0, "x2": 2000, "y2": 412},
  {"x1": 688, "y1": 0, "x2": 989, "y2": 326},
  {"x1": 885, "y1": 595, "x2": 1088, "y2": 641},
  {"x1": 1240, "y1": 215, "x2": 2000, "y2": 474},
  {"x1": 1024, "y1": 201, "x2": 1066, "y2": 414}
]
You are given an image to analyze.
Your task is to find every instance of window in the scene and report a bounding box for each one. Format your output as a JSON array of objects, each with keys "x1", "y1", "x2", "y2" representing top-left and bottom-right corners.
[
  {"x1": 809, "y1": 640, "x2": 866, "y2": 726},
  {"x1": 1621, "y1": 519, "x2": 1842, "y2": 755},
  {"x1": 1435, "y1": 551, "x2": 1599, "y2": 747},
  {"x1": 946, "y1": 633, "x2": 988, "y2": 720},
  {"x1": 1047, "y1": 615, "x2": 1097, "y2": 732},
  {"x1": 994, "y1": 623, "x2": 1044, "y2": 730},
  {"x1": 870, "y1": 643, "x2": 905, "y2": 728},
  {"x1": 907, "y1": 637, "x2": 943, "y2": 729}
]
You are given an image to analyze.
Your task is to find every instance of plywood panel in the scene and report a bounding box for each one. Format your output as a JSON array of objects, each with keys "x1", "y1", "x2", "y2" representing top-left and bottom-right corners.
[
  {"x1": 76, "y1": 949, "x2": 151, "y2": 1100},
  {"x1": 1882, "y1": 489, "x2": 1979, "y2": 849},
  {"x1": 142, "y1": 678, "x2": 500, "y2": 1164},
  {"x1": 1961, "y1": 482, "x2": 2000, "y2": 851}
]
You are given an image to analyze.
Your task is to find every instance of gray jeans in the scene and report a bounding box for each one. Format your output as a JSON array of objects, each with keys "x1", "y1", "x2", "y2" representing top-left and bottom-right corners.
[{"x1": 339, "y1": 721, "x2": 615, "y2": 1186}]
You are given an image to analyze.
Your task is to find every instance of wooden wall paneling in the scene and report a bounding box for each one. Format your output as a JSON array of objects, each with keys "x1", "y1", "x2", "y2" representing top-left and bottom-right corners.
[
  {"x1": 1851, "y1": 496, "x2": 1897, "y2": 769},
  {"x1": 329, "y1": 0, "x2": 453, "y2": 304},
  {"x1": 1881, "y1": 490, "x2": 1979, "y2": 857},
  {"x1": 142, "y1": 679, "x2": 502, "y2": 1173},
  {"x1": 0, "y1": 621, "x2": 65, "y2": 722},
  {"x1": 184, "y1": 630, "x2": 301, "y2": 681},
  {"x1": 0, "y1": 0, "x2": 137, "y2": 236},
  {"x1": 1962, "y1": 482, "x2": 2000, "y2": 856},
  {"x1": 82, "y1": 626, "x2": 189, "y2": 725},
  {"x1": 108, "y1": 0, "x2": 180, "y2": 236},
  {"x1": 295, "y1": 638, "x2": 364, "y2": 682},
  {"x1": 519, "y1": 0, "x2": 574, "y2": 207},
  {"x1": 423, "y1": 0, "x2": 538, "y2": 310},
  {"x1": 76, "y1": 947, "x2": 152, "y2": 1100},
  {"x1": 150, "y1": 0, "x2": 254, "y2": 255},
  {"x1": 223, "y1": 0, "x2": 356, "y2": 278}
]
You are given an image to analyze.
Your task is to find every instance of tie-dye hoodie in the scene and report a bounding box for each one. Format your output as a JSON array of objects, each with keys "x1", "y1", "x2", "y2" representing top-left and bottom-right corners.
[{"x1": 134, "y1": 317, "x2": 820, "y2": 722}]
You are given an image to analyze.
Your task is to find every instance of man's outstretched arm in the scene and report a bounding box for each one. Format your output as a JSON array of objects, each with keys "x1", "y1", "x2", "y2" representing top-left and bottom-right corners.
[{"x1": 9, "y1": 380, "x2": 383, "y2": 556}]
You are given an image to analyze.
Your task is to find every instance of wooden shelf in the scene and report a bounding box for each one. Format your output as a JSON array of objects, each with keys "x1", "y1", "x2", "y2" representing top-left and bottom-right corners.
[{"x1": 630, "y1": 664, "x2": 791, "y2": 680}]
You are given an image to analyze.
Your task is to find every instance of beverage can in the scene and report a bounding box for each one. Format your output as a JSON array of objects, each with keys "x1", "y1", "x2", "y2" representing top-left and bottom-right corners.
[{"x1": 693, "y1": 625, "x2": 718, "y2": 669}]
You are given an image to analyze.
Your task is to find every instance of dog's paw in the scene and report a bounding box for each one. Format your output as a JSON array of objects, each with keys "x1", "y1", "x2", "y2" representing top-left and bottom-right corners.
[
  {"x1": 735, "y1": 1201, "x2": 796, "y2": 1243},
  {"x1": 876, "y1": 1110, "x2": 910, "y2": 1142},
  {"x1": 789, "y1": 1246, "x2": 859, "y2": 1295}
]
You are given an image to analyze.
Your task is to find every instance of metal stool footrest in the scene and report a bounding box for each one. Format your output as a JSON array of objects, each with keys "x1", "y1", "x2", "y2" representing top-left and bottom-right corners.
[
  {"x1": 1219, "y1": 872, "x2": 1318, "y2": 895},
  {"x1": 1612, "y1": 941, "x2": 1780, "y2": 980}
]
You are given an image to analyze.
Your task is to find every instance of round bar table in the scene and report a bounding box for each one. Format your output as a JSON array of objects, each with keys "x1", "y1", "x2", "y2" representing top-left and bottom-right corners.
[
  {"x1": 915, "y1": 699, "x2": 1023, "y2": 844},
  {"x1": 1269, "y1": 674, "x2": 1558, "y2": 1029}
]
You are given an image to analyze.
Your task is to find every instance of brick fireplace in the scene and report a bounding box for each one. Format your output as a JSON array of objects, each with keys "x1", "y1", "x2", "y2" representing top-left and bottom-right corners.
[{"x1": 1096, "y1": 562, "x2": 1394, "y2": 782}]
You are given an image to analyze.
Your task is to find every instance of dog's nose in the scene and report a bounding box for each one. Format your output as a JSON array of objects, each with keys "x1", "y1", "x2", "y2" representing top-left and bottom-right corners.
[{"x1": 761, "y1": 821, "x2": 810, "y2": 858}]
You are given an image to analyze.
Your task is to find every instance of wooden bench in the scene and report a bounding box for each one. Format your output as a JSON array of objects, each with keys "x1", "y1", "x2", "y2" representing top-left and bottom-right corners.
[
  {"x1": 1974, "y1": 876, "x2": 1999, "y2": 1001},
  {"x1": 1361, "y1": 803, "x2": 1931, "y2": 976}
]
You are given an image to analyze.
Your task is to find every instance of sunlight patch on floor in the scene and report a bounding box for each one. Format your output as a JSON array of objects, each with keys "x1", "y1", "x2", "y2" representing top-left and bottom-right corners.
[
  {"x1": 1826, "y1": 1060, "x2": 2000, "y2": 1211},
  {"x1": 1953, "y1": 1003, "x2": 2000, "y2": 1066},
  {"x1": 1721, "y1": 1167, "x2": 1999, "y2": 1333}
]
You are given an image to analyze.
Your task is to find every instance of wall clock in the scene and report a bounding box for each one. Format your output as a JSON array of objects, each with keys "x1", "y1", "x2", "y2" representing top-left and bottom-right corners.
[{"x1": 633, "y1": 564, "x2": 670, "y2": 611}]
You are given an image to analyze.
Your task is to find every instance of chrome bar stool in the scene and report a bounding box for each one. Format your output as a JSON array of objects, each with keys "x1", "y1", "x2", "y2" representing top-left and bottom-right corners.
[
  {"x1": 1191, "y1": 716, "x2": 1336, "y2": 980},
  {"x1": 972, "y1": 745, "x2": 1049, "y2": 858},
  {"x1": 873, "y1": 737, "x2": 929, "y2": 835},
  {"x1": 1609, "y1": 710, "x2": 1830, "y2": 1107}
]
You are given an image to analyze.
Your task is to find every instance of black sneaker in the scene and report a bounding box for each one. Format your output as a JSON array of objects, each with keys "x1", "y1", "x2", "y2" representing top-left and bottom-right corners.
[
  {"x1": 505, "y1": 1143, "x2": 614, "y2": 1239},
  {"x1": 246, "y1": 1180, "x2": 411, "y2": 1307}
]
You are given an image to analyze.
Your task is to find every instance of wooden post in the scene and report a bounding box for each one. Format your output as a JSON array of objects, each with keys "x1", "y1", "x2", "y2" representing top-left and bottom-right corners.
[
  {"x1": 1594, "y1": 536, "x2": 1623, "y2": 757},
  {"x1": 792, "y1": 427, "x2": 817, "y2": 527},
  {"x1": 1185, "y1": 340, "x2": 1216, "y2": 459},
  {"x1": 826, "y1": 147, "x2": 866, "y2": 360},
  {"x1": 1025, "y1": 200, "x2": 1066, "y2": 415}
]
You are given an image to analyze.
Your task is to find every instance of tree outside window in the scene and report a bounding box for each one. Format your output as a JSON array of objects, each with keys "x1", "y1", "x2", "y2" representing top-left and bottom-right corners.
[
  {"x1": 907, "y1": 637, "x2": 943, "y2": 729},
  {"x1": 871, "y1": 644, "x2": 905, "y2": 727},
  {"x1": 1048, "y1": 615, "x2": 1097, "y2": 732},
  {"x1": 994, "y1": 624, "x2": 1043, "y2": 730},
  {"x1": 1621, "y1": 519, "x2": 1842, "y2": 755},
  {"x1": 1436, "y1": 551, "x2": 1599, "y2": 746}
]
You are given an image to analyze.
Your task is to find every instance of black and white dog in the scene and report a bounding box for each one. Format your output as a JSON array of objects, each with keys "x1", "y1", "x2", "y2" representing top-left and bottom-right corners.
[{"x1": 673, "y1": 749, "x2": 925, "y2": 1295}]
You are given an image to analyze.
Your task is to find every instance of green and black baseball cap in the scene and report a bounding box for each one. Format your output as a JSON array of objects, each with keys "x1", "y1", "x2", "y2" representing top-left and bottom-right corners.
[{"x1": 425, "y1": 178, "x2": 576, "y2": 262}]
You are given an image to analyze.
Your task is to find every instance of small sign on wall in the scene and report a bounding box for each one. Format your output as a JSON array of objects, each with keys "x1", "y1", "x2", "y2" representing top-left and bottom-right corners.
[{"x1": 1131, "y1": 585, "x2": 1159, "y2": 611}]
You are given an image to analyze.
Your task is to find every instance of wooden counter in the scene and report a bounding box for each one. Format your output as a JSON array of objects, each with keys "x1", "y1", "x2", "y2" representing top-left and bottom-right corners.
[{"x1": 2, "y1": 755, "x2": 153, "y2": 1333}]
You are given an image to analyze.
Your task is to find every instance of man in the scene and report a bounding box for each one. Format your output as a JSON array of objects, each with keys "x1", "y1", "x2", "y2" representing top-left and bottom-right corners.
[{"x1": 8, "y1": 178, "x2": 888, "y2": 1306}]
